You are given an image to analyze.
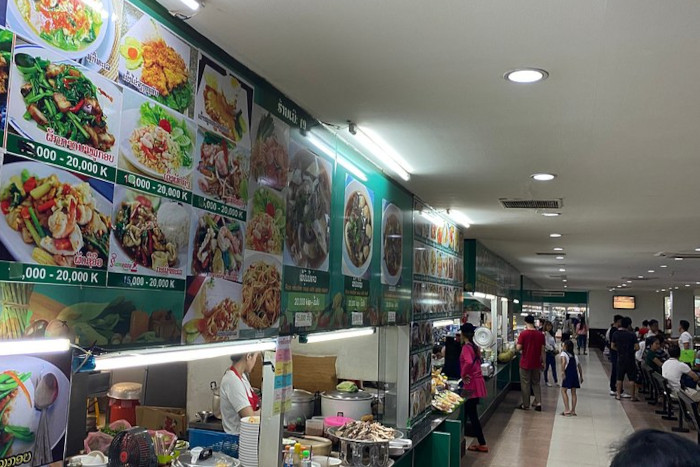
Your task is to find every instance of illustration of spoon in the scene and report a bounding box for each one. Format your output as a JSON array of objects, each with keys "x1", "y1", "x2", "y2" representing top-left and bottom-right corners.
[{"x1": 32, "y1": 373, "x2": 58, "y2": 467}]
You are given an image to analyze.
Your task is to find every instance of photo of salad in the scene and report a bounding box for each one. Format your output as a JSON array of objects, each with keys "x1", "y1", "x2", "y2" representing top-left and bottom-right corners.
[
  {"x1": 0, "y1": 30, "x2": 13, "y2": 133},
  {"x1": 246, "y1": 187, "x2": 285, "y2": 255},
  {"x1": 119, "y1": 93, "x2": 195, "y2": 188},
  {"x1": 111, "y1": 189, "x2": 190, "y2": 275},
  {"x1": 8, "y1": 45, "x2": 120, "y2": 156},
  {"x1": 0, "y1": 356, "x2": 70, "y2": 463},
  {"x1": 285, "y1": 148, "x2": 331, "y2": 270},
  {"x1": 182, "y1": 277, "x2": 242, "y2": 344},
  {"x1": 190, "y1": 210, "x2": 244, "y2": 280},
  {"x1": 7, "y1": 0, "x2": 108, "y2": 59},
  {"x1": 251, "y1": 109, "x2": 289, "y2": 191},
  {"x1": 194, "y1": 130, "x2": 248, "y2": 207},
  {"x1": 118, "y1": 12, "x2": 194, "y2": 114},
  {"x1": 0, "y1": 160, "x2": 112, "y2": 269}
]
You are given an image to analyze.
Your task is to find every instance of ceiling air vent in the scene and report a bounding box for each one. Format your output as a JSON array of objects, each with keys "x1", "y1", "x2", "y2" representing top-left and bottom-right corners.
[
  {"x1": 655, "y1": 251, "x2": 700, "y2": 259},
  {"x1": 500, "y1": 198, "x2": 563, "y2": 209},
  {"x1": 536, "y1": 252, "x2": 565, "y2": 256},
  {"x1": 531, "y1": 291, "x2": 566, "y2": 297},
  {"x1": 621, "y1": 276, "x2": 657, "y2": 281}
]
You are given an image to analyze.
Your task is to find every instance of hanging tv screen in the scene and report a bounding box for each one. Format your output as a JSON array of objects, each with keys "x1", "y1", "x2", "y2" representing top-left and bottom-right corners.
[{"x1": 613, "y1": 295, "x2": 636, "y2": 310}]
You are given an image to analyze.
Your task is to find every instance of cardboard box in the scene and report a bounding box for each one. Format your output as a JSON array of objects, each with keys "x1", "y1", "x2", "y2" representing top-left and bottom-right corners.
[{"x1": 136, "y1": 406, "x2": 188, "y2": 438}]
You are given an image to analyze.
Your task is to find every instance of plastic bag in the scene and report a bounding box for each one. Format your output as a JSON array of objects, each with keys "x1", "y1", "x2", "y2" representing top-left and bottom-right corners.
[{"x1": 84, "y1": 431, "x2": 113, "y2": 454}]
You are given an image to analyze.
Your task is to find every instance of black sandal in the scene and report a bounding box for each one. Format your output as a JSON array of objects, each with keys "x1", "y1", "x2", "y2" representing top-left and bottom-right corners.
[{"x1": 516, "y1": 404, "x2": 529, "y2": 410}]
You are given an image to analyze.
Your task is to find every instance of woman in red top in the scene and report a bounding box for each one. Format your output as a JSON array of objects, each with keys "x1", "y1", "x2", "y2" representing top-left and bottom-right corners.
[{"x1": 460, "y1": 323, "x2": 488, "y2": 453}]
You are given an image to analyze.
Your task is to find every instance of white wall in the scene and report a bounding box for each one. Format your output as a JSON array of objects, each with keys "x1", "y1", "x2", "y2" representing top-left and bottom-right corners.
[
  {"x1": 291, "y1": 332, "x2": 380, "y2": 381},
  {"x1": 187, "y1": 356, "x2": 232, "y2": 420},
  {"x1": 588, "y1": 291, "x2": 664, "y2": 329}
]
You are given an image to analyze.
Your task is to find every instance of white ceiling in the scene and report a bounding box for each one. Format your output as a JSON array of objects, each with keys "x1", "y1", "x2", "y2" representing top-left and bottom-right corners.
[{"x1": 174, "y1": 0, "x2": 700, "y2": 292}]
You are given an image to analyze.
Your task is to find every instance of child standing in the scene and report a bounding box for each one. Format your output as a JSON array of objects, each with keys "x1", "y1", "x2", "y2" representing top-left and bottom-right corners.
[{"x1": 560, "y1": 340, "x2": 584, "y2": 416}]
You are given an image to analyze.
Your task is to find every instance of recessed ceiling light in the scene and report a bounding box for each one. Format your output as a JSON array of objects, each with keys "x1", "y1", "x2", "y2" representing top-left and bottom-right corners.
[
  {"x1": 685, "y1": 284, "x2": 691, "y2": 287},
  {"x1": 675, "y1": 286, "x2": 680, "y2": 289},
  {"x1": 638, "y1": 276, "x2": 644, "y2": 279},
  {"x1": 553, "y1": 247, "x2": 564, "y2": 251},
  {"x1": 505, "y1": 68, "x2": 549, "y2": 84},
  {"x1": 656, "y1": 290, "x2": 660, "y2": 293},
  {"x1": 550, "y1": 233, "x2": 562, "y2": 238},
  {"x1": 675, "y1": 257, "x2": 684, "y2": 261},
  {"x1": 626, "y1": 280, "x2": 632, "y2": 283},
  {"x1": 622, "y1": 284, "x2": 627, "y2": 287},
  {"x1": 562, "y1": 279, "x2": 567, "y2": 282},
  {"x1": 559, "y1": 268, "x2": 566, "y2": 272},
  {"x1": 661, "y1": 288, "x2": 666, "y2": 291},
  {"x1": 555, "y1": 256, "x2": 564, "y2": 260},
  {"x1": 564, "y1": 285, "x2": 568, "y2": 288},
  {"x1": 648, "y1": 270, "x2": 655, "y2": 273},
  {"x1": 695, "y1": 248, "x2": 700, "y2": 252},
  {"x1": 531, "y1": 173, "x2": 556, "y2": 181},
  {"x1": 542, "y1": 212, "x2": 561, "y2": 217},
  {"x1": 660, "y1": 265, "x2": 668, "y2": 268}
]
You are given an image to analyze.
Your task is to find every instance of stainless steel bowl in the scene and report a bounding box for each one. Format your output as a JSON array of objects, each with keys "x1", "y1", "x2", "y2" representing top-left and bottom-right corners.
[{"x1": 196, "y1": 410, "x2": 214, "y2": 422}]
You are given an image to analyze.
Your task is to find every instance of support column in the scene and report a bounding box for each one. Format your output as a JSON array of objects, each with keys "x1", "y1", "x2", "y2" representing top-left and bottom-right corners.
[{"x1": 670, "y1": 289, "x2": 695, "y2": 336}]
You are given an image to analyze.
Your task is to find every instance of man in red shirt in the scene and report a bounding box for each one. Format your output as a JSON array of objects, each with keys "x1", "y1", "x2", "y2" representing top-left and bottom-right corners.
[{"x1": 517, "y1": 315, "x2": 546, "y2": 411}]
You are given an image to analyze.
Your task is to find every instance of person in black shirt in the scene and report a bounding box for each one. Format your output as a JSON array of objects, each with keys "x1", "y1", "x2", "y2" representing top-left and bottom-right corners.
[
  {"x1": 443, "y1": 335, "x2": 462, "y2": 379},
  {"x1": 612, "y1": 317, "x2": 639, "y2": 401},
  {"x1": 607, "y1": 315, "x2": 623, "y2": 395}
]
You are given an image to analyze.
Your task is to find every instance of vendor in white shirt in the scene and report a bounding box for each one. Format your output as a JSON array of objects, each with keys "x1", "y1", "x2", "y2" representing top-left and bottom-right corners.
[
  {"x1": 662, "y1": 345, "x2": 699, "y2": 393},
  {"x1": 677, "y1": 320, "x2": 693, "y2": 350},
  {"x1": 221, "y1": 352, "x2": 261, "y2": 442}
]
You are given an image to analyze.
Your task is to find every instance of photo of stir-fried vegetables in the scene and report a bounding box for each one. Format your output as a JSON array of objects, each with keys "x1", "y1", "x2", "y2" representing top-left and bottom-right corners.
[
  {"x1": 0, "y1": 162, "x2": 112, "y2": 268},
  {"x1": 13, "y1": 51, "x2": 116, "y2": 152},
  {"x1": 11, "y1": 0, "x2": 105, "y2": 53},
  {"x1": 0, "y1": 370, "x2": 34, "y2": 458},
  {"x1": 191, "y1": 212, "x2": 244, "y2": 280}
]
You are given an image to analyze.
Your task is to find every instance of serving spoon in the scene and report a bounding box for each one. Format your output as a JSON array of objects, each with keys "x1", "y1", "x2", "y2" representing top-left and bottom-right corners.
[{"x1": 32, "y1": 373, "x2": 58, "y2": 467}]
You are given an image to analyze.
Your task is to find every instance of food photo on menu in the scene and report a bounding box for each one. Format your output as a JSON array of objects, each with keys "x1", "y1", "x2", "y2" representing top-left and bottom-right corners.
[
  {"x1": 0, "y1": 154, "x2": 113, "y2": 270},
  {"x1": 381, "y1": 201, "x2": 403, "y2": 286},
  {"x1": 239, "y1": 253, "x2": 281, "y2": 335},
  {"x1": 7, "y1": 37, "x2": 123, "y2": 165},
  {"x1": 195, "y1": 54, "x2": 252, "y2": 146},
  {"x1": 118, "y1": 1, "x2": 196, "y2": 116},
  {"x1": 188, "y1": 207, "x2": 244, "y2": 281},
  {"x1": 246, "y1": 185, "x2": 285, "y2": 256},
  {"x1": 342, "y1": 175, "x2": 374, "y2": 279},
  {"x1": 193, "y1": 128, "x2": 249, "y2": 208},
  {"x1": 182, "y1": 276, "x2": 242, "y2": 344},
  {"x1": 118, "y1": 88, "x2": 195, "y2": 189},
  {"x1": 250, "y1": 104, "x2": 289, "y2": 191},
  {"x1": 108, "y1": 186, "x2": 190, "y2": 279},
  {"x1": 284, "y1": 145, "x2": 331, "y2": 271}
]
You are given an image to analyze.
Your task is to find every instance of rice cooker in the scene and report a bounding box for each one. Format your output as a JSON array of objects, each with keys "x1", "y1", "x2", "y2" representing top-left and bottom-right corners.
[{"x1": 321, "y1": 390, "x2": 373, "y2": 420}]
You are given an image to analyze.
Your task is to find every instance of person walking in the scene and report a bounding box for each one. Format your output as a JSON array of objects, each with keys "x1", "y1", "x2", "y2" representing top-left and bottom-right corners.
[
  {"x1": 560, "y1": 340, "x2": 583, "y2": 416},
  {"x1": 543, "y1": 321, "x2": 558, "y2": 387},
  {"x1": 607, "y1": 315, "x2": 624, "y2": 396},
  {"x1": 459, "y1": 323, "x2": 488, "y2": 453},
  {"x1": 576, "y1": 316, "x2": 588, "y2": 355},
  {"x1": 517, "y1": 315, "x2": 545, "y2": 411},
  {"x1": 612, "y1": 316, "x2": 639, "y2": 401}
]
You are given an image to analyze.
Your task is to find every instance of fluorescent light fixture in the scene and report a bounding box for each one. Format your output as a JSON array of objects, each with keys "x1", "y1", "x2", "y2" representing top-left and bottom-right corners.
[
  {"x1": 695, "y1": 248, "x2": 700, "y2": 252},
  {"x1": 307, "y1": 133, "x2": 367, "y2": 182},
  {"x1": 473, "y1": 292, "x2": 487, "y2": 298},
  {"x1": 675, "y1": 286, "x2": 680, "y2": 289},
  {"x1": 553, "y1": 247, "x2": 564, "y2": 251},
  {"x1": 0, "y1": 338, "x2": 70, "y2": 356},
  {"x1": 555, "y1": 256, "x2": 564, "y2": 260},
  {"x1": 484, "y1": 294, "x2": 496, "y2": 300},
  {"x1": 513, "y1": 299, "x2": 520, "y2": 304},
  {"x1": 660, "y1": 265, "x2": 668, "y2": 268},
  {"x1": 661, "y1": 289, "x2": 666, "y2": 292},
  {"x1": 531, "y1": 173, "x2": 556, "y2": 181},
  {"x1": 550, "y1": 233, "x2": 562, "y2": 238},
  {"x1": 446, "y1": 210, "x2": 471, "y2": 228},
  {"x1": 637, "y1": 275, "x2": 644, "y2": 279},
  {"x1": 349, "y1": 125, "x2": 411, "y2": 181},
  {"x1": 562, "y1": 279, "x2": 568, "y2": 282},
  {"x1": 420, "y1": 210, "x2": 442, "y2": 225},
  {"x1": 542, "y1": 212, "x2": 561, "y2": 217},
  {"x1": 675, "y1": 257, "x2": 684, "y2": 261},
  {"x1": 626, "y1": 280, "x2": 632, "y2": 283},
  {"x1": 648, "y1": 270, "x2": 655, "y2": 273},
  {"x1": 564, "y1": 285, "x2": 568, "y2": 288},
  {"x1": 559, "y1": 268, "x2": 566, "y2": 272},
  {"x1": 179, "y1": 0, "x2": 201, "y2": 10},
  {"x1": 94, "y1": 340, "x2": 277, "y2": 371},
  {"x1": 505, "y1": 69, "x2": 549, "y2": 84},
  {"x1": 520, "y1": 312, "x2": 529, "y2": 317},
  {"x1": 685, "y1": 284, "x2": 691, "y2": 287},
  {"x1": 433, "y1": 320, "x2": 457, "y2": 328},
  {"x1": 306, "y1": 327, "x2": 375, "y2": 344}
]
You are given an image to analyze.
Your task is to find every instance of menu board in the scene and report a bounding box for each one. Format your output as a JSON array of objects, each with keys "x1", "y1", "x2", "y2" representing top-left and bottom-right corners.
[
  {"x1": 0, "y1": 352, "x2": 72, "y2": 465},
  {"x1": 412, "y1": 200, "x2": 463, "y2": 321},
  {"x1": 0, "y1": 1, "x2": 282, "y2": 348}
]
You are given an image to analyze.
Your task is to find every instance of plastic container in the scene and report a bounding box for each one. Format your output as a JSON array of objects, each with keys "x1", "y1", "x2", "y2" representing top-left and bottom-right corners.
[
  {"x1": 188, "y1": 428, "x2": 239, "y2": 457},
  {"x1": 305, "y1": 419, "x2": 324, "y2": 436}
]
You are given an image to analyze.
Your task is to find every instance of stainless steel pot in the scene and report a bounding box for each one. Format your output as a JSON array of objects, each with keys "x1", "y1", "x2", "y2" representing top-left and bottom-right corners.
[
  {"x1": 321, "y1": 390, "x2": 373, "y2": 420},
  {"x1": 210, "y1": 381, "x2": 221, "y2": 419},
  {"x1": 284, "y1": 389, "x2": 316, "y2": 427}
]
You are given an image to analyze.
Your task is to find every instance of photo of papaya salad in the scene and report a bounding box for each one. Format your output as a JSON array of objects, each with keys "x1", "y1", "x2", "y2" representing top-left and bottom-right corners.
[
  {"x1": 9, "y1": 47, "x2": 119, "y2": 155},
  {"x1": 190, "y1": 211, "x2": 244, "y2": 280},
  {"x1": 112, "y1": 191, "x2": 189, "y2": 272},
  {"x1": 0, "y1": 161, "x2": 112, "y2": 269},
  {"x1": 120, "y1": 97, "x2": 194, "y2": 187},
  {"x1": 246, "y1": 187, "x2": 285, "y2": 255},
  {"x1": 195, "y1": 131, "x2": 248, "y2": 207},
  {"x1": 7, "y1": 0, "x2": 108, "y2": 58}
]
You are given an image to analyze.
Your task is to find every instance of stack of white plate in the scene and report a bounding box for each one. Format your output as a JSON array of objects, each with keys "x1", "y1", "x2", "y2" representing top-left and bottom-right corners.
[{"x1": 238, "y1": 416, "x2": 260, "y2": 466}]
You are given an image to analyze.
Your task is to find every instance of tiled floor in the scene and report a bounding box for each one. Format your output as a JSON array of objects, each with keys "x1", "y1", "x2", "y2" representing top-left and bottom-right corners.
[{"x1": 461, "y1": 350, "x2": 696, "y2": 467}]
